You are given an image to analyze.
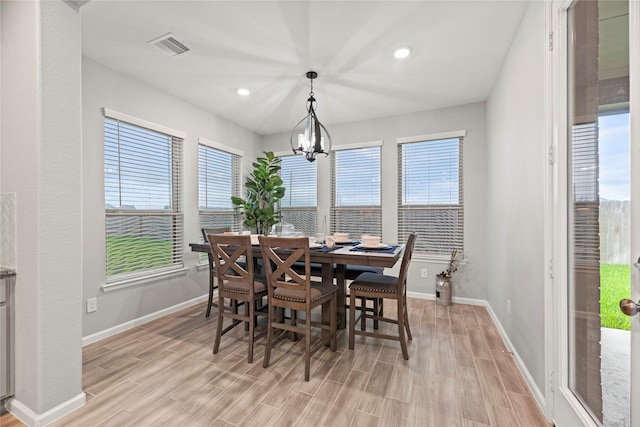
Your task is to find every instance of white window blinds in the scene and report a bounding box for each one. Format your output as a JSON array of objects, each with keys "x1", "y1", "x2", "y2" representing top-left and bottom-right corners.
[
  {"x1": 331, "y1": 146, "x2": 382, "y2": 237},
  {"x1": 198, "y1": 144, "x2": 242, "y2": 232},
  {"x1": 104, "y1": 116, "x2": 184, "y2": 282},
  {"x1": 280, "y1": 155, "x2": 317, "y2": 236},
  {"x1": 398, "y1": 136, "x2": 464, "y2": 254}
]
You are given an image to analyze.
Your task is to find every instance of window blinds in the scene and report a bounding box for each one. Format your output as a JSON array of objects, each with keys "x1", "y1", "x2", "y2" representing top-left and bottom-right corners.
[
  {"x1": 280, "y1": 155, "x2": 317, "y2": 236},
  {"x1": 331, "y1": 146, "x2": 382, "y2": 237},
  {"x1": 398, "y1": 137, "x2": 463, "y2": 254},
  {"x1": 104, "y1": 117, "x2": 184, "y2": 281},
  {"x1": 198, "y1": 144, "x2": 242, "y2": 232}
]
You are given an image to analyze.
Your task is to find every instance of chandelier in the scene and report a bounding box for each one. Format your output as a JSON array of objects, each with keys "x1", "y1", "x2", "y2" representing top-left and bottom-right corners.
[{"x1": 290, "y1": 71, "x2": 332, "y2": 162}]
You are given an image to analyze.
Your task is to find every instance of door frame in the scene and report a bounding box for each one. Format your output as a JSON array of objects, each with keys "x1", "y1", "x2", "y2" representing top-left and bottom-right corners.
[{"x1": 548, "y1": 0, "x2": 639, "y2": 425}]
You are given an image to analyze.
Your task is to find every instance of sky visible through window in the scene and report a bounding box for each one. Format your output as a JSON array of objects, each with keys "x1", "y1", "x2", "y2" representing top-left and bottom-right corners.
[{"x1": 599, "y1": 113, "x2": 630, "y2": 201}]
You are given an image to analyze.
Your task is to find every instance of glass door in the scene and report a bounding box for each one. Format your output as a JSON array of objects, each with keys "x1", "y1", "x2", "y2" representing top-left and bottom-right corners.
[{"x1": 556, "y1": 0, "x2": 638, "y2": 425}]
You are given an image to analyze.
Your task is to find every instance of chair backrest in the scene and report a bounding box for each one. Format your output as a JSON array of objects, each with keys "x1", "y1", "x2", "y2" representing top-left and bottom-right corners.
[
  {"x1": 258, "y1": 236, "x2": 311, "y2": 303},
  {"x1": 208, "y1": 234, "x2": 255, "y2": 290},
  {"x1": 397, "y1": 233, "x2": 417, "y2": 295},
  {"x1": 201, "y1": 227, "x2": 231, "y2": 242}
]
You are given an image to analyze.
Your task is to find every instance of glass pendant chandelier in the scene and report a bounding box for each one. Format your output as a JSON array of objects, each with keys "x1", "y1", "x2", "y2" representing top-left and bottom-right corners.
[{"x1": 290, "y1": 71, "x2": 332, "y2": 162}]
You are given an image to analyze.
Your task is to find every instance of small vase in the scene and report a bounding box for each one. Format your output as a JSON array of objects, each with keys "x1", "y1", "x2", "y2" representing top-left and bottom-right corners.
[{"x1": 435, "y1": 274, "x2": 452, "y2": 306}]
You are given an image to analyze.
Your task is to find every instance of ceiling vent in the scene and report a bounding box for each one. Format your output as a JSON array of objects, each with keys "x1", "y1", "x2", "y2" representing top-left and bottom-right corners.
[{"x1": 148, "y1": 33, "x2": 190, "y2": 56}]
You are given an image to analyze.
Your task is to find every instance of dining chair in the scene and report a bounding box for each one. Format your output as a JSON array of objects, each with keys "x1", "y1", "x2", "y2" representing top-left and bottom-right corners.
[
  {"x1": 348, "y1": 233, "x2": 417, "y2": 360},
  {"x1": 258, "y1": 236, "x2": 337, "y2": 381},
  {"x1": 202, "y1": 227, "x2": 231, "y2": 317},
  {"x1": 208, "y1": 234, "x2": 268, "y2": 363}
]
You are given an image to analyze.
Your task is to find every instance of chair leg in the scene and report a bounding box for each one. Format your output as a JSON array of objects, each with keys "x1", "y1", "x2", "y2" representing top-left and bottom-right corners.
[
  {"x1": 213, "y1": 295, "x2": 224, "y2": 354},
  {"x1": 263, "y1": 303, "x2": 274, "y2": 369},
  {"x1": 291, "y1": 310, "x2": 298, "y2": 341},
  {"x1": 206, "y1": 273, "x2": 215, "y2": 317},
  {"x1": 248, "y1": 298, "x2": 255, "y2": 363},
  {"x1": 304, "y1": 315, "x2": 311, "y2": 381},
  {"x1": 244, "y1": 300, "x2": 250, "y2": 332},
  {"x1": 349, "y1": 292, "x2": 356, "y2": 350},
  {"x1": 360, "y1": 297, "x2": 367, "y2": 331},
  {"x1": 330, "y1": 293, "x2": 337, "y2": 351},
  {"x1": 403, "y1": 295, "x2": 412, "y2": 341},
  {"x1": 373, "y1": 298, "x2": 379, "y2": 330},
  {"x1": 397, "y1": 299, "x2": 409, "y2": 360}
]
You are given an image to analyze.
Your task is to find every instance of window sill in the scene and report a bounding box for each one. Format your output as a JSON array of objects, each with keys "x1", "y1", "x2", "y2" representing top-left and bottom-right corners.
[
  {"x1": 102, "y1": 267, "x2": 189, "y2": 292},
  {"x1": 413, "y1": 253, "x2": 467, "y2": 266}
]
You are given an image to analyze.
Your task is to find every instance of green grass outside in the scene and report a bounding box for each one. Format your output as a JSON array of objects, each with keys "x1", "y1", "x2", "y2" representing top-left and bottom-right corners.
[
  {"x1": 601, "y1": 264, "x2": 631, "y2": 331},
  {"x1": 106, "y1": 235, "x2": 173, "y2": 277}
]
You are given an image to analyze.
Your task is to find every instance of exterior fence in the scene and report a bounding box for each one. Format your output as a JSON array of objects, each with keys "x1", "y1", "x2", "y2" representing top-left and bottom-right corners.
[{"x1": 600, "y1": 200, "x2": 630, "y2": 264}]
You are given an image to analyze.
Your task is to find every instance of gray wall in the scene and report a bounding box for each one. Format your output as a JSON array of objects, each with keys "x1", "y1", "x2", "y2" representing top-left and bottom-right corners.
[
  {"x1": 485, "y1": 1, "x2": 546, "y2": 393},
  {"x1": 262, "y1": 102, "x2": 488, "y2": 300},
  {"x1": 82, "y1": 58, "x2": 264, "y2": 337},
  {"x1": 1, "y1": 0, "x2": 84, "y2": 416}
]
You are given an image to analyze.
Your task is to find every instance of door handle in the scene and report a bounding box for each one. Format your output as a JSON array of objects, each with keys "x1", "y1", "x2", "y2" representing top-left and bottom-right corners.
[{"x1": 620, "y1": 299, "x2": 640, "y2": 317}]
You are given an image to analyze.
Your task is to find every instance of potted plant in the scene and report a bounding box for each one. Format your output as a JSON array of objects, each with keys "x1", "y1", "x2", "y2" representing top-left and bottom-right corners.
[
  {"x1": 231, "y1": 151, "x2": 285, "y2": 235},
  {"x1": 436, "y1": 249, "x2": 461, "y2": 306}
]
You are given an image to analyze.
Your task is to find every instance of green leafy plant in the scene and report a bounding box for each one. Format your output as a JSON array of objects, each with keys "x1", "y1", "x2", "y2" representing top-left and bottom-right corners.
[{"x1": 231, "y1": 151, "x2": 285, "y2": 235}]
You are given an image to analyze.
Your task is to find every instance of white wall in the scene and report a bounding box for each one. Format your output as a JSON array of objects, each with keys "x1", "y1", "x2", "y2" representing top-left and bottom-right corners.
[
  {"x1": 262, "y1": 102, "x2": 488, "y2": 300},
  {"x1": 1, "y1": 0, "x2": 84, "y2": 420},
  {"x1": 486, "y1": 1, "x2": 546, "y2": 393},
  {"x1": 82, "y1": 58, "x2": 263, "y2": 337}
]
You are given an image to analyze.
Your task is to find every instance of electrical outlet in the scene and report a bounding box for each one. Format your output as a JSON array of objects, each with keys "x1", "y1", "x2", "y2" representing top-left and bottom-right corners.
[
  {"x1": 507, "y1": 299, "x2": 511, "y2": 316},
  {"x1": 87, "y1": 297, "x2": 97, "y2": 313},
  {"x1": 420, "y1": 268, "x2": 428, "y2": 278}
]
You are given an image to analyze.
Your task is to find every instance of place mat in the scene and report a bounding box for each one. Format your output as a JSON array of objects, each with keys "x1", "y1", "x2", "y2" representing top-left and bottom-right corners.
[
  {"x1": 350, "y1": 245, "x2": 398, "y2": 254},
  {"x1": 333, "y1": 240, "x2": 359, "y2": 246},
  {"x1": 310, "y1": 245, "x2": 342, "y2": 253}
]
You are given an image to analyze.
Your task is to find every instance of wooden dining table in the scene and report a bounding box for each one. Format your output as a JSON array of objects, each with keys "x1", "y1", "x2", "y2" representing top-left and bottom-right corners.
[{"x1": 189, "y1": 241, "x2": 404, "y2": 329}]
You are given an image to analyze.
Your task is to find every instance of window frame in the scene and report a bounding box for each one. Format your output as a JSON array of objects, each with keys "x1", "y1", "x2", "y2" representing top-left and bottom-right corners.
[
  {"x1": 103, "y1": 108, "x2": 186, "y2": 286},
  {"x1": 277, "y1": 152, "x2": 318, "y2": 237},
  {"x1": 198, "y1": 137, "x2": 243, "y2": 235},
  {"x1": 330, "y1": 141, "x2": 383, "y2": 238},
  {"x1": 396, "y1": 130, "x2": 466, "y2": 257}
]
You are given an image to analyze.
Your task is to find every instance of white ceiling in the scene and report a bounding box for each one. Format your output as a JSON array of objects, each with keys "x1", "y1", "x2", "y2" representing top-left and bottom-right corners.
[{"x1": 80, "y1": 0, "x2": 529, "y2": 136}]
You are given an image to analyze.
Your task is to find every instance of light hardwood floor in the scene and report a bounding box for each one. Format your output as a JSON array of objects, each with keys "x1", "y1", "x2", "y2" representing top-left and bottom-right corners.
[{"x1": 6, "y1": 298, "x2": 550, "y2": 426}]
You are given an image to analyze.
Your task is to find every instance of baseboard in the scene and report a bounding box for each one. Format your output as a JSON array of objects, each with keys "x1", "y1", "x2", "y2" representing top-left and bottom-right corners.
[
  {"x1": 407, "y1": 291, "x2": 486, "y2": 307},
  {"x1": 82, "y1": 295, "x2": 208, "y2": 346},
  {"x1": 8, "y1": 392, "x2": 86, "y2": 427},
  {"x1": 484, "y1": 303, "x2": 546, "y2": 410}
]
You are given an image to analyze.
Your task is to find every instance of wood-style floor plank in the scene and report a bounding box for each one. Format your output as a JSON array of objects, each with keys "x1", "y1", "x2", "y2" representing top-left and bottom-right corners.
[{"x1": 3, "y1": 299, "x2": 550, "y2": 427}]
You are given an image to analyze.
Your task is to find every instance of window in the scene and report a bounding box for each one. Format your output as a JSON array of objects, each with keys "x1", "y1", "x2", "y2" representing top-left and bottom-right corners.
[
  {"x1": 198, "y1": 141, "x2": 242, "y2": 232},
  {"x1": 331, "y1": 144, "x2": 382, "y2": 237},
  {"x1": 104, "y1": 111, "x2": 184, "y2": 282},
  {"x1": 397, "y1": 133, "x2": 464, "y2": 254},
  {"x1": 279, "y1": 155, "x2": 317, "y2": 236}
]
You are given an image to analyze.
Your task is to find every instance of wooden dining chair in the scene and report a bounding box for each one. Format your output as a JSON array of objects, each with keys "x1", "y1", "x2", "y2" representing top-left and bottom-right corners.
[
  {"x1": 258, "y1": 236, "x2": 337, "y2": 381},
  {"x1": 348, "y1": 233, "x2": 417, "y2": 360},
  {"x1": 208, "y1": 234, "x2": 268, "y2": 363},
  {"x1": 202, "y1": 227, "x2": 231, "y2": 317}
]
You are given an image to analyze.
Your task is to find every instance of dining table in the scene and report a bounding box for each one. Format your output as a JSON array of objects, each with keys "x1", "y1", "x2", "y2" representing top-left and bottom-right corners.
[{"x1": 189, "y1": 239, "x2": 405, "y2": 330}]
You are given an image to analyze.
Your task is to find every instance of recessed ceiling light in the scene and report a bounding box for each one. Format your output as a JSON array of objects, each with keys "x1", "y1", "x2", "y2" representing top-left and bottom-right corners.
[
  {"x1": 236, "y1": 88, "x2": 250, "y2": 96},
  {"x1": 394, "y1": 46, "x2": 412, "y2": 59}
]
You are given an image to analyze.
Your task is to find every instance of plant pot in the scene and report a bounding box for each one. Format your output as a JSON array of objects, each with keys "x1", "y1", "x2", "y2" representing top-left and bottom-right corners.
[{"x1": 436, "y1": 275, "x2": 452, "y2": 306}]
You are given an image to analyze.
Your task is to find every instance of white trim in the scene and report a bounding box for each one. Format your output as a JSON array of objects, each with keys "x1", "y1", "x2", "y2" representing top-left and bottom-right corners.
[
  {"x1": 485, "y1": 303, "x2": 546, "y2": 411},
  {"x1": 82, "y1": 295, "x2": 208, "y2": 346},
  {"x1": 102, "y1": 108, "x2": 186, "y2": 139},
  {"x1": 332, "y1": 139, "x2": 383, "y2": 151},
  {"x1": 102, "y1": 267, "x2": 189, "y2": 292},
  {"x1": 8, "y1": 392, "x2": 86, "y2": 427},
  {"x1": 198, "y1": 137, "x2": 244, "y2": 157},
  {"x1": 406, "y1": 291, "x2": 485, "y2": 307},
  {"x1": 395, "y1": 129, "x2": 466, "y2": 145}
]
